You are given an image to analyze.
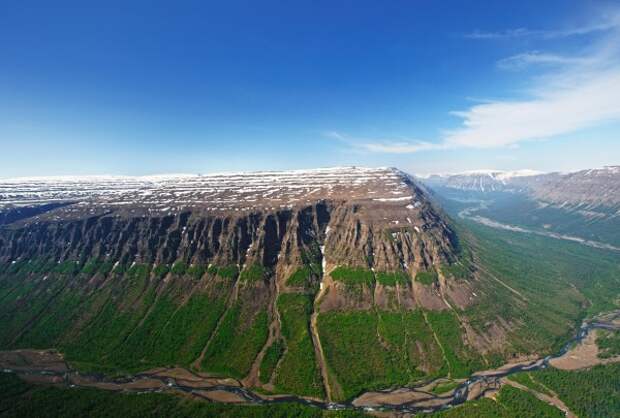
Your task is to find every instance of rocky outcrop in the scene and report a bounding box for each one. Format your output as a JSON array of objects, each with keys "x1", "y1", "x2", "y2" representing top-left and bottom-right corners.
[{"x1": 0, "y1": 168, "x2": 466, "y2": 312}]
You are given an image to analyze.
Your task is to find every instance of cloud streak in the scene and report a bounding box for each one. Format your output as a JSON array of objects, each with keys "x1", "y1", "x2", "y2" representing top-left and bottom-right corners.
[
  {"x1": 465, "y1": 12, "x2": 620, "y2": 40},
  {"x1": 496, "y1": 51, "x2": 591, "y2": 70},
  {"x1": 444, "y1": 69, "x2": 620, "y2": 148},
  {"x1": 325, "y1": 132, "x2": 446, "y2": 154},
  {"x1": 332, "y1": 10, "x2": 620, "y2": 154}
]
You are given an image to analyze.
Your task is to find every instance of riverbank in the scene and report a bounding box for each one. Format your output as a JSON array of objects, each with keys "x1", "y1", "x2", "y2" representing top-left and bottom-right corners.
[{"x1": 2, "y1": 309, "x2": 618, "y2": 417}]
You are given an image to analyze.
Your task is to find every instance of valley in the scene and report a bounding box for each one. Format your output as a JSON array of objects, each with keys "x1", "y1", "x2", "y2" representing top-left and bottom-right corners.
[
  {"x1": 5, "y1": 2, "x2": 620, "y2": 416},
  {"x1": 1, "y1": 307, "x2": 618, "y2": 415},
  {"x1": 0, "y1": 167, "x2": 619, "y2": 417},
  {"x1": 423, "y1": 166, "x2": 620, "y2": 247},
  {"x1": 457, "y1": 200, "x2": 620, "y2": 252}
]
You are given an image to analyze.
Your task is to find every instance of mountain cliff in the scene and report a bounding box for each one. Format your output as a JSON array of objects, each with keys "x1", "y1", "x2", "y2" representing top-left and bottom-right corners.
[{"x1": 1, "y1": 167, "x2": 616, "y2": 402}]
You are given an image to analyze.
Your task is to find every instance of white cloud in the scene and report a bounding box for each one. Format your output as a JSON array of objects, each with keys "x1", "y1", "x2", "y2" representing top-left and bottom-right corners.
[
  {"x1": 497, "y1": 51, "x2": 590, "y2": 70},
  {"x1": 332, "y1": 10, "x2": 620, "y2": 154},
  {"x1": 447, "y1": 20, "x2": 620, "y2": 149},
  {"x1": 465, "y1": 12, "x2": 620, "y2": 40},
  {"x1": 330, "y1": 64, "x2": 620, "y2": 153},
  {"x1": 444, "y1": 69, "x2": 620, "y2": 148},
  {"x1": 325, "y1": 131, "x2": 445, "y2": 154}
]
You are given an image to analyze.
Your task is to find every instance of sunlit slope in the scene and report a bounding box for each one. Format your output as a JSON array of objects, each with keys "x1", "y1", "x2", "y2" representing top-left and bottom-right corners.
[{"x1": 0, "y1": 168, "x2": 618, "y2": 402}]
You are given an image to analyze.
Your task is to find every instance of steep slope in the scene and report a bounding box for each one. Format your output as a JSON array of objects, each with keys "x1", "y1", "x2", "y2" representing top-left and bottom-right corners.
[
  {"x1": 1, "y1": 167, "x2": 618, "y2": 402},
  {"x1": 422, "y1": 166, "x2": 620, "y2": 247},
  {"x1": 423, "y1": 170, "x2": 543, "y2": 193},
  {"x1": 0, "y1": 168, "x2": 466, "y2": 396},
  {"x1": 423, "y1": 166, "x2": 620, "y2": 207}
]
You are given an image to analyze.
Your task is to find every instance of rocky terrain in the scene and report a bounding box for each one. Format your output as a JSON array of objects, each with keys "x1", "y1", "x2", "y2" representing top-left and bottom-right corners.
[
  {"x1": 0, "y1": 167, "x2": 475, "y2": 401},
  {"x1": 422, "y1": 166, "x2": 620, "y2": 247},
  {"x1": 1, "y1": 166, "x2": 617, "y2": 405},
  {"x1": 423, "y1": 166, "x2": 620, "y2": 209},
  {"x1": 422, "y1": 169, "x2": 543, "y2": 193},
  {"x1": 0, "y1": 167, "x2": 458, "y2": 275}
]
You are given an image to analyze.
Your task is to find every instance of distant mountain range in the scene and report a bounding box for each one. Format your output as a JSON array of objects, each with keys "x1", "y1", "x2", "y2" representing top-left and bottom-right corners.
[
  {"x1": 421, "y1": 166, "x2": 620, "y2": 247},
  {"x1": 422, "y1": 166, "x2": 620, "y2": 209}
]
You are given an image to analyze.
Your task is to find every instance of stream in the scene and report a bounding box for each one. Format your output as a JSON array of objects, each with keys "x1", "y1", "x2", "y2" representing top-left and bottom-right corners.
[
  {"x1": 3, "y1": 310, "x2": 619, "y2": 415},
  {"x1": 457, "y1": 201, "x2": 620, "y2": 253}
]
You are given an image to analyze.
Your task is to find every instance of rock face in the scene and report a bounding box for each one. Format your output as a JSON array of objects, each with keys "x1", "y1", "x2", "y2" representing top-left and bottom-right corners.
[
  {"x1": 526, "y1": 166, "x2": 620, "y2": 209},
  {"x1": 0, "y1": 167, "x2": 459, "y2": 283},
  {"x1": 423, "y1": 169, "x2": 543, "y2": 193},
  {"x1": 4, "y1": 166, "x2": 611, "y2": 402},
  {"x1": 0, "y1": 167, "x2": 481, "y2": 401},
  {"x1": 423, "y1": 166, "x2": 620, "y2": 210}
]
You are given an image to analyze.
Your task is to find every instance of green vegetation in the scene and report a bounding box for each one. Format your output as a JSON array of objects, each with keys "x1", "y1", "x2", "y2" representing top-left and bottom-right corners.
[
  {"x1": 596, "y1": 329, "x2": 620, "y2": 358},
  {"x1": 239, "y1": 264, "x2": 267, "y2": 282},
  {"x1": 318, "y1": 310, "x2": 444, "y2": 401},
  {"x1": 0, "y1": 260, "x2": 231, "y2": 374},
  {"x1": 286, "y1": 267, "x2": 312, "y2": 287},
  {"x1": 187, "y1": 264, "x2": 206, "y2": 280},
  {"x1": 1, "y1": 202, "x2": 619, "y2": 404},
  {"x1": 439, "y1": 261, "x2": 471, "y2": 281},
  {"x1": 0, "y1": 373, "x2": 368, "y2": 418},
  {"x1": 495, "y1": 385, "x2": 563, "y2": 417},
  {"x1": 425, "y1": 311, "x2": 483, "y2": 378},
  {"x1": 153, "y1": 264, "x2": 170, "y2": 279},
  {"x1": 259, "y1": 339, "x2": 284, "y2": 384},
  {"x1": 330, "y1": 267, "x2": 374, "y2": 286},
  {"x1": 171, "y1": 261, "x2": 188, "y2": 275},
  {"x1": 97, "y1": 260, "x2": 116, "y2": 276},
  {"x1": 53, "y1": 260, "x2": 80, "y2": 275},
  {"x1": 150, "y1": 293, "x2": 227, "y2": 366},
  {"x1": 81, "y1": 259, "x2": 101, "y2": 275},
  {"x1": 431, "y1": 380, "x2": 460, "y2": 394},
  {"x1": 375, "y1": 271, "x2": 409, "y2": 286},
  {"x1": 201, "y1": 304, "x2": 269, "y2": 378},
  {"x1": 455, "y1": 220, "x2": 620, "y2": 359},
  {"x1": 274, "y1": 294, "x2": 324, "y2": 397},
  {"x1": 208, "y1": 265, "x2": 239, "y2": 279},
  {"x1": 422, "y1": 385, "x2": 563, "y2": 417},
  {"x1": 127, "y1": 263, "x2": 151, "y2": 281},
  {"x1": 507, "y1": 372, "x2": 553, "y2": 396},
  {"x1": 531, "y1": 363, "x2": 620, "y2": 418},
  {"x1": 415, "y1": 270, "x2": 437, "y2": 285},
  {"x1": 112, "y1": 262, "x2": 128, "y2": 274},
  {"x1": 319, "y1": 311, "x2": 407, "y2": 400}
]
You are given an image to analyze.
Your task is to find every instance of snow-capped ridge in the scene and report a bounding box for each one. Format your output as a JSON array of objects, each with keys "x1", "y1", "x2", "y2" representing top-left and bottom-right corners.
[{"x1": 0, "y1": 166, "x2": 415, "y2": 213}]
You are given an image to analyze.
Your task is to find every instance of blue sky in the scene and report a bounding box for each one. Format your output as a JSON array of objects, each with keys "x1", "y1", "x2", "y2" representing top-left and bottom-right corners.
[{"x1": 1, "y1": 0, "x2": 619, "y2": 177}]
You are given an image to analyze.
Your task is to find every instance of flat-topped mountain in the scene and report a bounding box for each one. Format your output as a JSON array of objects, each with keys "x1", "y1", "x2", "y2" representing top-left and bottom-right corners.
[
  {"x1": 1, "y1": 167, "x2": 419, "y2": 214},
  {"x1": 527, "y1": 166, "x2": 620, "y2": 209},
  {"x1": 1, "y1": 166, "x2": 616, "y2": 404},
  {"x1": 0, "y1": 167, "x2": 457, "y2": 273}
]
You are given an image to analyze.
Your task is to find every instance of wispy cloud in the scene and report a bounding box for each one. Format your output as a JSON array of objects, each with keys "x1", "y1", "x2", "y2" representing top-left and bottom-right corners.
[
  {"x1": 332, "y1": 9, "x2": 620, "y2": 154},
  {"x1": 496, "y1": 51, "x2": 590, "y2": 70},
  {"x1": 444, "y1": 69, "x2": 620, "y2": 148},
  {"x1": 325, "y1": 131, "x2": 445, "y2": 154},
  {"x1": 465, "y1": 12, "x2": 620, "y2": 40},
  {"x1": 448, "y1": 14, "x2": 620, "y2": 149}
]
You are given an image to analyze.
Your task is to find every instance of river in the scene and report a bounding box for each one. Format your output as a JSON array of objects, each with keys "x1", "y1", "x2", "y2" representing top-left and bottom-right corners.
[
  {"x1": 457, "y1": 201, "x2": 620, "y2": 253},
  {"x1": 2, "y1": 310, "x2": 619, "y2": 415}
]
